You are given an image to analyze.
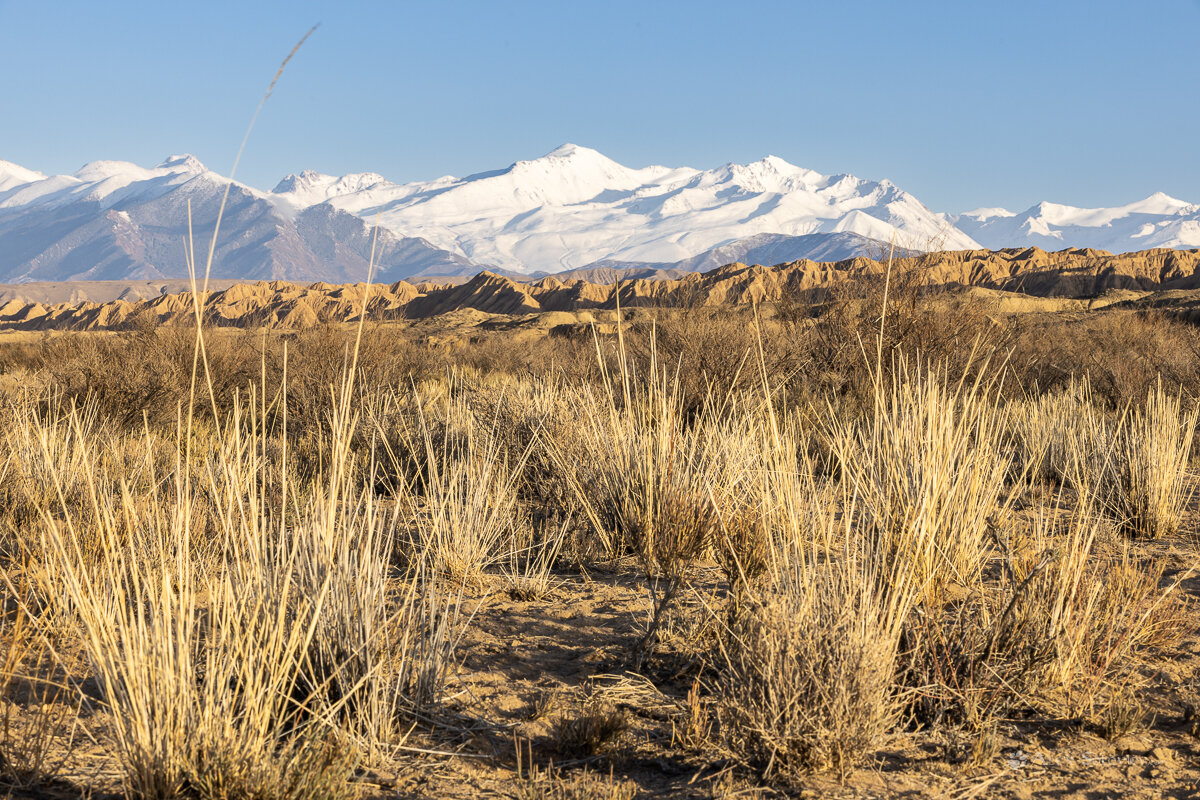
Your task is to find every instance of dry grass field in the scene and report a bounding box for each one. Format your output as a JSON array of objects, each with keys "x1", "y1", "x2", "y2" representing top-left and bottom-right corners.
[{"x1": 3, "y1": 274, "x2": 1200, "y2": 800}]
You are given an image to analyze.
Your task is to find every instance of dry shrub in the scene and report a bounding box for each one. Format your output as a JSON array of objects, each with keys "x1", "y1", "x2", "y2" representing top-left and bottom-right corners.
[
  {"x1": 718, "y1": 568, "x2": 899, "y2": 778},
  {"x1": 1006, "y1": 311, "x2": 1200, "y2": 408},
  {"x1": 777, "y1": 253, "x2": 1012, "y2": 410},
  {"x1": 625, "y1": 302, "x2": 786, "y2": 414},
  {"x1": 551, "y1": 697, "x2": 629, "y2": 758},
  {"x1": 35, "y1": 322, "x2": 262, "y2": 426}
]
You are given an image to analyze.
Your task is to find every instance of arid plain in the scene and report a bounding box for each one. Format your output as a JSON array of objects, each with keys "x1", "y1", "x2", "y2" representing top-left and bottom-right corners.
[{"x1": 3, "y1": 247, "x2": 1200, "y2": 799}]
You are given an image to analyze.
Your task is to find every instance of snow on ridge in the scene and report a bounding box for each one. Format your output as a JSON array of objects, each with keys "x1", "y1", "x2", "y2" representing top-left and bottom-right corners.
[
  {"x1": 2, "y1": 146, "x2": 1198, "y2": 277},
  {"x1": 263, "y1": 144, "x2": 984, "y2": 271},
  {"x1": 0, "y1": 159, "x2": 46, "y2": 186}
]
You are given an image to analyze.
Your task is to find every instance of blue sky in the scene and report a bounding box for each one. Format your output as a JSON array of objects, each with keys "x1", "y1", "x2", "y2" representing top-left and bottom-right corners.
[{"x1": 1, "y1": 0, "x2": 1197, "y2": 212}]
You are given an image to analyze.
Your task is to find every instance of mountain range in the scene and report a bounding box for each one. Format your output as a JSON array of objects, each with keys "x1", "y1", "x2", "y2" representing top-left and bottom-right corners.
[{"x1": 0, "y1": 145, "x2": 1197, "y2": 284}]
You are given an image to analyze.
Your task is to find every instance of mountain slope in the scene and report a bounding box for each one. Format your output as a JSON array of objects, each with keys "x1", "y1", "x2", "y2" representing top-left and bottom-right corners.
[
  {"x1": 955, "y1": 193, "x2": 1200, "y2": 252},
  {"x1": 0, "y1": 155, "x2": 476, "y2": 282},
  {"x1": 573, "y1": 231, "x2": 910, "y2": 275},
  {"x1": 274, "y1": 144, "x2": 978, "y2": 272}
]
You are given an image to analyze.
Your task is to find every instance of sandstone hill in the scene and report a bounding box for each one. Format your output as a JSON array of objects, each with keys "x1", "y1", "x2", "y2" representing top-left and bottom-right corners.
[{"x1": 3, "y1": 247, "x2": 1199, "y2": 333}]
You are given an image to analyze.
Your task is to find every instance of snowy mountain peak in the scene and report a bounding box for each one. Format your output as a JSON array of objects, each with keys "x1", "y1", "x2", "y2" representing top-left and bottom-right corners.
[
  {"x1": 544, "y1": 142, "x2": 595, "y2": 159},
  {"x1": 157, "y1": 154, "x2": 207, "y2": 173},
  {"x1": 0, "y1": 159, "x2": 45, "y2": 193},
  {"x1": 509, "y1": 142, "x2": 634, "y2": 180},
  {"x1": 74, "y1": 159, "x2": 154, "y2": 182},
  {"x1": 706, "y1": 155, "x2": 829, "y2": 196},
  {"x1": 273, "y1": 169, "x2": 336, "y2": 194},
  {"x1": 960, "y1": 207, "x2": 1016, "y2": 222},
  {"x1": 0, "y1": 159, "x2": 45, "y2": 183},
  {"x1": 272, "y1": 169, "x2": 390, "y2": 206},
  {"x1": 1127, "y1": 192, "x2": 1192, "y2": 215}
]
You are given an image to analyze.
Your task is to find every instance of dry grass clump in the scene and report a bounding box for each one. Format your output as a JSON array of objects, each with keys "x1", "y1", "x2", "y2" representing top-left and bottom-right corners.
[
  {"x1": 1013, "y1": 379, "x2": 1198, "y2": 539},
  {"x1": 713, "y1": 400, "x2": 911, "y2": 780},
  {"x1": 572, "y1": 375, "x2": 717, "y2": 570},
  {"x1": 0, "y1": 585, "x2": 78, "y2": 788},
  {"x1": 709, "y1": 350, "x2": 1190, "y2": 778},
  {"x1": 26, "y1": 381, "x2": 461, "y2": 798},
  {"x1": 403, "y1": 394, "x2": 526, "y2": 582},
  {"x1": 902, "y1": 493, "x2": 1188, "y2": 730},
  {"x1": 503, "y1": 519, "x2": 568, "y2": 601},
  {"x1": 828, "y1": 360, "x2": 1012, "y2": 606},
  {"x1": 1110, "y1": 382, "x2": 1198, "y2": 538},
  {"x1": 1006, "y1": 381, "x2": 1097, "y2": 485}
]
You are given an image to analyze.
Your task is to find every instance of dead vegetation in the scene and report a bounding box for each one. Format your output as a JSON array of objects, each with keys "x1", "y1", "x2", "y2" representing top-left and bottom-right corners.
[{"x1": 0, "y1": 267, "x2": 1198, "y2": 799}]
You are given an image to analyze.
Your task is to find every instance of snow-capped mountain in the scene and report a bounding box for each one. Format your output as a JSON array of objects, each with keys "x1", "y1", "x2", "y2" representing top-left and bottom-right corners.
[
  {"x1": 954, "y1": 193, "x2": 1200, "y2": 253},
  {"x1": 271, "y1": 144, "x2": 977, "y2": 273},
  {"x1": 0, "y1": 155, "x2": 472, "y2": 282},
  {"x1": 0, "y1": 144, "x2": 1196, "y2": 284}
]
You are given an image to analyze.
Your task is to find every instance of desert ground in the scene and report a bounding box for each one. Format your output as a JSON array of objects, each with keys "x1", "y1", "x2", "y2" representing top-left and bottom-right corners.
[{"x1": 4, "y1": 250, "x2": 1200, "y2": 799}]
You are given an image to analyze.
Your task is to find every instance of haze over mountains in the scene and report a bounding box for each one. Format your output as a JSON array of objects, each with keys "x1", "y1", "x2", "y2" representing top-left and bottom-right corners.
[{"x1": 0, "y1": 145, "x2": 1197, "y2": 284}]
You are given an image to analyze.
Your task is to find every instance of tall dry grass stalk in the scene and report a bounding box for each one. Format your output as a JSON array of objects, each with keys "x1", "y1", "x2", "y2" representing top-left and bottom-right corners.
[
  {"x1": 571, "y1": 333, "x2": 718, "y2": 570},
  {"x1": 15, "y1": 30, "x2": 469, "y2": 795}
]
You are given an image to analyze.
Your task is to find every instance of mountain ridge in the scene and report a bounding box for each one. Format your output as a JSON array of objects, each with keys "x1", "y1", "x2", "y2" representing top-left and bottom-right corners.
[{"x1": 1, "y1": 145, "x2": 1198, "y2": 283}]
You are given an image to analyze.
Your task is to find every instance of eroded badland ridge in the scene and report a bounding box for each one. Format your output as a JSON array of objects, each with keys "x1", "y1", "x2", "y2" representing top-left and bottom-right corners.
[{"x1": 2, "y1": 245, "x2": 1199, "y2": 332}]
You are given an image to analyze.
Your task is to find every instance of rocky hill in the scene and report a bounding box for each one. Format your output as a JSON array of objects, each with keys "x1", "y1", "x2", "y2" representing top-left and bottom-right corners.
[{"x1": 3, "y1": 246, "x2": 1199, "y2": 333}]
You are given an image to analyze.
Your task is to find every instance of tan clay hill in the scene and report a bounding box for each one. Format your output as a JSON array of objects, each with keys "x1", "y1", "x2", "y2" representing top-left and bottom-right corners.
[{"x1": 2, "y1": 246, "x2": 1199, "y2": 332}]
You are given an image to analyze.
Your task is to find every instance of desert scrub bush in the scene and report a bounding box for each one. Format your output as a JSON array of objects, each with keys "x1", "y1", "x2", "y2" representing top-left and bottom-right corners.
[
  {"x1": 718, "y1": 574, "x2": 898, "y2": 778},
  {"x1": 1006, "y1": 311, "x2": 1200, "y2": 409},
  {"x1": 715, "y1": 490, "x2": 909, "y2": 780},
  {"x1": 904, "y1": 492, "x2": 1189, "y2": 728},
  {"x1": 776, "y1": 249, "x2": 1012, "y2": 410},
  {"x1": 1109, "y1": 382, "x2": 1198, "y2": 538},
  {"x1": 34, "y1": 323, "x2": 264, "y2": 427}
]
